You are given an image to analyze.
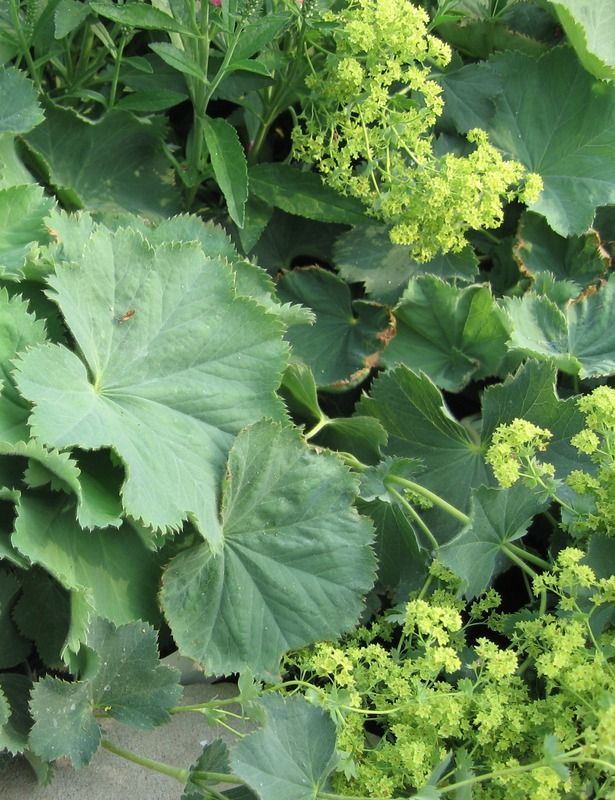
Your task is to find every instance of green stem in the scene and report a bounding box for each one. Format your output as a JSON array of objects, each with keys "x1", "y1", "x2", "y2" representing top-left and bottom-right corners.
[
  {"x1": 108, "y1": 32, "x2": 128, "y2": 108},
  {"x1": 500, "y1": 544, "x2": 538, "y2": 579},
  {"x1": 387, "y1": 486, "x2": 439, "y2": 550},
  {"x1": 100, "y1": 739, "x2": 188, "y2": 783},
  {"x1": 304, "y1": 417, "x2": 329, "y2": 441},
  {"x1": 385, "y1": 475, "x2": 470, "y2": 525},
  {"x1": 192, "y1": 769, "x2": 245, "y2": 784},
  {"x1": 8, "y1": 0, "x2": 41, "y2": 89},
  {"x1": 506, "y1": 543, "x2": 551, "y2": 571}
]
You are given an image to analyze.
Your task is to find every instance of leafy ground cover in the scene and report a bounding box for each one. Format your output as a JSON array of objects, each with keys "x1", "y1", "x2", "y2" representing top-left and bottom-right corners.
[{"x1": 0, "y1": 0, "x2": 614, "y2": 798}]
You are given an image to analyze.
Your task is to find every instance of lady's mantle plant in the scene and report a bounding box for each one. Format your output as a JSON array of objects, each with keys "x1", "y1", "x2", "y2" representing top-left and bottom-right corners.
[{"x1": 0, "y1": 0, "x2": 614, "y2": 798}]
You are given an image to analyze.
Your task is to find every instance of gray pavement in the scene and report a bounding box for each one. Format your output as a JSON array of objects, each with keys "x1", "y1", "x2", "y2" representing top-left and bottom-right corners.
[{"x1": 0, "y1": 680, "x2": 254, "y2": 800}]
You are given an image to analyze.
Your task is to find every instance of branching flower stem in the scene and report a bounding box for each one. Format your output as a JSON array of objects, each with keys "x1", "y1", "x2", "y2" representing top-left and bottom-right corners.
[{"x1": 385, "y1": 474, "x2": 470, "y2": 525}]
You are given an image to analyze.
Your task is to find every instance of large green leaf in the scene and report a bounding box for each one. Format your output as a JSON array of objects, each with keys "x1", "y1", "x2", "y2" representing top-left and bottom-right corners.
[
  {"x1": 503, "y1": 274, "x2": 615, "y2": 377},
  {"x1": 249, "y1": 164, "x2": 369, "y2": 226},
  {"x1": 29, "y1": 618, "x2": 181, "y2": 767},
  {"x1": 161, "y1": 420, "x2": 375, "y2": 680},
  {"x1": 485, "y1": 47, "x2": 615, "y2": 236},
  {"x1": 25, "y1": 105, "x2": 180, "y2": 217},
  {"x1": 0, "y1": 67, "x2": 43, "y2": 135},
  {"x1": 439, "y1": 484, "x2": 548, "y2": 598},
  {"x1": 0, "y1": 185, "x2": 54, "y2": 280},
  {"x1": 231, "y1": 695, "x2": 338, "y2": 800},
  {"x1": 277, "y1": 267, "x2": 389, "y2": 388},
  {"x1": 333, "y1": 225, "x2": 478, "y2": 305},
  {"x1": 383, "y1": 277, "x2": 510, "y2": 392},
  {"x1": 552, "y1": 1, "x2": 615, "y2": 81},
  {"x1": 12, "y1": 493, "x2": 163, "y2": 626},
  {"x1": 203, "y1": 116, "x2": 248, "y2": 228},
  {"x1": 514, "y1": 211, "x2": 608, "y2": 288},
  {"x1": 15, "y1": 228, "x2": 287, "y2": 544}
]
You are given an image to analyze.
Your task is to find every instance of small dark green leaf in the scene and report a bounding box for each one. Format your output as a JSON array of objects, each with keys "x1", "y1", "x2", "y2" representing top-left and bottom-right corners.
[
  {"x1": 88, "y1": 618, "x2": 182, "y2": 728},
  {"x1": 231, "y1": 695, "x2": 338, "y2": 800},
  {"x1": 203, "y1": 116, "x2": 248, "y2": 228},
  {"x1": 249, "y1": 164, "x2": 369, "y2": 226},
  {"x1": 13, "y1": 569, "x2": 69, "y2": 668},
  {"x1": 0, "y1": 569, "x2": 30, "y2": 668},
  {"x1": 232, "y1": 13, "x2": 291, "y2": 62},
  {"x1": 358, "y1": 366, "x2": 490, "y2": 541},
  {"x1": 149, "y1": 42, "x2": 205, "y2": 81},
  {"x1": 315, "y1": 416, "x2": 388, "y2": 465},
  {"x1": 0, "y1": 674, "x2": 33, "y2": 755},
  {"x1": 277, "y1": 267, "x2": 389, "y2": 388},
  {"x1": 439, "y1": 484, "x2": 548, "y2": 598},
  {"x1": 183, "y1": 739, "x2": 231, "y2": 800},
  {"x1": 280, "y1": 362, "x2": 323, "y2": 423},
  {"x1": 54, "y1": 0, "x2": 90, "y2": 39},
  {"x1": 358, "y1": 498, "x2": 428, "y2": 601},
  {"x1": 29, "y1": 678, "x2": 99, "y2": 767}
]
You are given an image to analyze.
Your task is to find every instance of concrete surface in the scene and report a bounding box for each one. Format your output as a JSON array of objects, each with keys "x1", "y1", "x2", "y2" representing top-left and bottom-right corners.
[{"x1": 0, "y1": 681, "x2": 254, "y2": 800}]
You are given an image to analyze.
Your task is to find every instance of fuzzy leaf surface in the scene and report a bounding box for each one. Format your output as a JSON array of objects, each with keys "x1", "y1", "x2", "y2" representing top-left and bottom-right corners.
[
  {"x1": 25, "y1": 105, "x2": 180, "y2": 217},
  {"x1": 29, "y1": 678, "x2": 98, "y2": 767},
  {"x1": 161, "y1": 420, "x2": 375, "y2": 680},
  {"x1": 485, "y1": 48, "x2": 615, "y2": 236},
  {"x1": 503, "y1": 274, "x2": 615, "y2": 377},
  {"x1": 552, "y1": 0, "x2": 615, "y2": 80},
  {"x1": 0, "y1": 185, "x2": 54, "y2": 280},
  {"x1": 0, "y1": 288, "x2": 47, "y2": 443},
  {"x1": 384, "y1": 277, "x2": 510, "y2": 391},
  {"x1": 0, "y1": 67, "x2": 43, "y2": 135},
  {"x1": 231, "y1": 695, "x2": 337, "y2": 800},
  {"x1": 15, "y1": 228, "x2": 287, "y2": 543},
  {"x1": 12, "y1": 493, "x2": 162, "y2": 626},
  {"x1": 29, "y1": 618, "x2": 181, "y2": 767}
]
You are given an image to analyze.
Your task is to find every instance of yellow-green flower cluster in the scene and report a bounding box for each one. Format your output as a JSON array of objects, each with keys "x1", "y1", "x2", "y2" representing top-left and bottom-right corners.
[
  {"x1": 282, "y1": 556, "x2": 614, "y2": 798},
  {"x1": 566, "y1": 385, "x2": 615, "y2": 537},
  {"x1": 485, "y1": 418, "x2": 554, "y2": 488},
  {"x1": 292, "y1": 0, "x2": 542, "y2": 261}
]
